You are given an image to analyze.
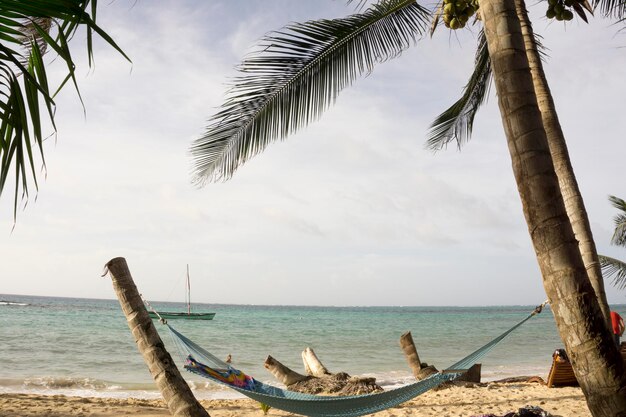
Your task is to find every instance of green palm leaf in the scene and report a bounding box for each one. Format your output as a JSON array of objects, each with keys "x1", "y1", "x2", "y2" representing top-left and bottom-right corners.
[
  {"x1": 425, "y1": 30, "x2": 491, "y2": 151},
  {"x1": 426, "y1": 29, "x2": 548, "y2": 151},
  {"x1": 0, "y1": 0, "x2": 129, "y2": 220},
  {"x1": 599, "y1": 255, "x2": 626, "y2": 290},
  {"x1": 191, "y1": 0, "x2": 430, "y2": 184},
  {"x1": 600, "y1": 195, "x2": 626, "y2": 291},
  {"x1": 594, "y1": 0, "x2": 626, "y2": 19},
  {"x1": 608, "y1": 195, "x2": 626, "y2": 246}
]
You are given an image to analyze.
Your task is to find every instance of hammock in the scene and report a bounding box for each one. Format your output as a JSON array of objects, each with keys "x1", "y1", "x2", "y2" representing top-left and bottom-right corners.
[{"x1": 165, "y1": 303, "x2": 546, "y2": 417}]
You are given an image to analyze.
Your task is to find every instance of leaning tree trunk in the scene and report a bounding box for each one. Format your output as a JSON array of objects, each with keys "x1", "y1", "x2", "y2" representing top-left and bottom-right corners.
[
  {"x1": 514, "y1": 0, "x2": 611, "y2": 325},
  {"x1": 479, "y1": 1, "x2": 626, "y2": 416},
  {"x1": 399, "y1": 332, "x2": 438, "y2": 380},
  {"x1": 104, "y1": 257, "x2": 210, "y2": 417}
]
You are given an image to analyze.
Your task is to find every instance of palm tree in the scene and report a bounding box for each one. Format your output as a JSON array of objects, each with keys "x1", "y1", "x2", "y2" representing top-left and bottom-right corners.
[
  {"x1": 105, "y1": 257, "x2": 209, "y2": 417},
  {"x1": 600, "y1": 195, "x2": 626, "y2": 289},
  {"x1": 516, "y1": 0, "x2": 612, "y2": 324},
  {"x1": 427, "y1": 0, "x2": 612, "y2": 325},
  {"x1": 478, "y1": 0, "x2": 625, "y2": 414},
  {"x1": 0, "y1": 0, "x2": 128, "y2": 220},
  {"x1": 189, "y1": 0, "x2": 626, "y2": 414}
]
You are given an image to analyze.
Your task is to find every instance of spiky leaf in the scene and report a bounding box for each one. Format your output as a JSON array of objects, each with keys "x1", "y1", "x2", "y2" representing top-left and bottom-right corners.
[
  {"x1": 600, "y1": 255, "x2": 626, "y2": 290},
  {"x1": 608, "y1": 195, "x2": 626, "y2": 246},
  {"x1": 191, "y1": 0, "x2": 430, "y2": 184},
  {"x1": 425, "y1": 30, "x2": 491, "y2": 151},
  {"x1": 0, "y1": 0, "x2": 129, "y2": 220}
]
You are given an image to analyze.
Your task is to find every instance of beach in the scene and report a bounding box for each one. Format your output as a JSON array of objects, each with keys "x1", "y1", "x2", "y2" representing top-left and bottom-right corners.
[{"x1": 0, "y1": 382, "x2": 591, "y2": 417}]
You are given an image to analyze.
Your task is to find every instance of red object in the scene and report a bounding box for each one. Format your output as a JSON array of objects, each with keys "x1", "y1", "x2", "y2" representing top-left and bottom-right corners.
[{"x1": 611, "y1": 311, "x2": 624, "y2": 335}]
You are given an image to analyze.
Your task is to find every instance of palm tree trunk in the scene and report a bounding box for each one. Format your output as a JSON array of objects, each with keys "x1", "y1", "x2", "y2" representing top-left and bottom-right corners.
[
  {"x1": 104, "y1": 257, "x2": 210, "y2": 417},
  {"x1": 514, "y1": 0, "x2": 612, "y2": 325},
  {"x1": 479, "y1": 1, "x2": 626, "y2": 415}
]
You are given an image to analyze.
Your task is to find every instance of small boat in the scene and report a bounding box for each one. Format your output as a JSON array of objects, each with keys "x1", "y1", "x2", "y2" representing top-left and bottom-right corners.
[
  {"x1": 148, "y1": 311, "x2": 215, "y2": 320},
  {"x1": 149, "y1": 265, "x2": 216, "y2": 321}
]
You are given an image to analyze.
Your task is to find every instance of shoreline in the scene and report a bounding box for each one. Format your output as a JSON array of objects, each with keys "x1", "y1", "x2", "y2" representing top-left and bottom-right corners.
[
  {"x1": 0, "y1": 381, "x2": 591, "y2": 417},
  {"x1": 0, "y1": 366, "x2": 555, "y2": 401}
]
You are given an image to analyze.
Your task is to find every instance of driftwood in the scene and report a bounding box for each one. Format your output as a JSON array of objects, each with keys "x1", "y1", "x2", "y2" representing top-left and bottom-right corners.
[
  {"x1": 492, "y1": 375, "x2": 546, "y2": 384},
  {"x1": 289, "y1": 372, "x2": 381, "y2": 396},
  {"x1": 399, "y1": 332, "x2": 438, "y2": 380},
  {"x1": 265, "y1": 355, "x2": 309, "y2": 386},
  {"x1": 456, "y1": 363, "x2": 482, "y2": 383},
  {"x1": 400, "y1": 331, "x2": 481, "y2": 383},
  {"x1": 266, "y1": 330, "x2": 487, "y2": 397},
  {"x1": 302, "y1": 347, "x2": 330, "y2": 377},
  {"x1": 265, "y1": 349, "x2": 382, "y2": 395}
]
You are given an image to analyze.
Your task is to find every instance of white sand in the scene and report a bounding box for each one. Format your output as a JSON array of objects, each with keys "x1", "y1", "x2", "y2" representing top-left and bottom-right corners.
[{"x1": 0, "y1": 382, "x2": 592, "y2": 417}]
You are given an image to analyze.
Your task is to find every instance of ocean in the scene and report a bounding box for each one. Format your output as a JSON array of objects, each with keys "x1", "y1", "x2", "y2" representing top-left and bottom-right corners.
[{"x1": 0, "y1": 294, "x2": 623, "y2": 400}]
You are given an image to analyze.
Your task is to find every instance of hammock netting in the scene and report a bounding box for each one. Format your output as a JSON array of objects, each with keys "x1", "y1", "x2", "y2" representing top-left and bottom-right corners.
[{"x1": 164, "y1": 304, "x2": 545, "y2": 417}]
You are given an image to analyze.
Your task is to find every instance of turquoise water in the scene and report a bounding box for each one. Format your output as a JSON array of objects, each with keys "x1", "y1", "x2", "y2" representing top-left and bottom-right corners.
[{"x1": 1, "y1": 294, "x2": 623, "y2": 400}]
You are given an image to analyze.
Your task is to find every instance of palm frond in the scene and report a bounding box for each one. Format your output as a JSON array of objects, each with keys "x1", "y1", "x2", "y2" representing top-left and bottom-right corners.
[
  {"x1": 346, "y1": 0, "x2": 371, "y2": 10},
  {"x1": 599, "y1": 254, "x2": 626, "y2": 290},
  {"x1": 0, "y1": 0, "x2": 129, "y2": 220},
  {"x1": 608, "y1": 195, "x2": 626, "y2": 246},
  {"x1": 425, "y1": 18, "x2": 550, "y2": 152},
  {"x1": 190, "y1": 0, "x2": 430, "y2": 185},
  {"x1": 17, "y1": 17, "x2": 52, "y2": 64},
  {"x1": 425, "y1": 30, "x2": 491, "y2": 151},
  {"x1": 593, "y1": 0, "x2": 626, "y2": 19}
]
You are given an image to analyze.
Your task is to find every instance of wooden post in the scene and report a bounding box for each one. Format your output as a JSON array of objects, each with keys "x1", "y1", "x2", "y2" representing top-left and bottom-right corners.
[
  {"x1": 105, "y1": 257, "x2": 209, "y2": 417},
  {"x1": 456, "y1": 364, "x2": 481, "y2": 383},
  {"x1": 399, "y1": 332, "x2": 422, "y2": 378},
  {"x1": 399, "y1": 332, "x2": 438, "y2": 380}
]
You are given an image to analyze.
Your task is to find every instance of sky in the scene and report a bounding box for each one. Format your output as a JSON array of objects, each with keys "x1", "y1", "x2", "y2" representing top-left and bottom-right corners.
[{"x1": 0, "y1": 1, "x2": 624, "y2": 307}]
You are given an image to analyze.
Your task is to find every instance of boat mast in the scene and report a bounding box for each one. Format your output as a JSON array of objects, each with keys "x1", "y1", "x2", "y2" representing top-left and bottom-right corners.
[{"x1": 186, "y1": 264, "x2": 191, "y2": 315}]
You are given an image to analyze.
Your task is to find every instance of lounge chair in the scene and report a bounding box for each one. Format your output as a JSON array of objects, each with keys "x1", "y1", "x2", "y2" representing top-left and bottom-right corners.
[
  {"x1": 546, "y1": 349, "x2": 577, "y2": 388},
  {"x1": 547, "y1": 343, "x2": 626, "y2": 388}
]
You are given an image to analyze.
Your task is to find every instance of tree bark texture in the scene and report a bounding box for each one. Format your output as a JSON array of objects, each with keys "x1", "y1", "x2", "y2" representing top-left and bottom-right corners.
[
  {"x1": 478, "y1": 2, "x2": 626, "y2": 416},
  {"x1": 302, "y1": 347, "x2": 330, "y2": 377},
  {"x1": 399, "y1": 332, "x2": 438, "y2": 380},
  {"x1": 514, "y1": 0, "x2": 611, "y2": 325},
  {"x1": 105, "y1": 257, "x2": 210, "y2": 417},
  {"x1": 264, "y1": 355, "x2": 309, "y2": 385}
]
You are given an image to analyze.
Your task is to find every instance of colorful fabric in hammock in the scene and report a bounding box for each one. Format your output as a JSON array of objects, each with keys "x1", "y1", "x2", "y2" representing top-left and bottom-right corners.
[{"x1": 185, "y1": 355, "x2": 256, "y2": 391}]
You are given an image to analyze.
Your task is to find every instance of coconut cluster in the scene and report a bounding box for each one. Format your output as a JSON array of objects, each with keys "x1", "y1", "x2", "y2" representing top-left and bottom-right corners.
[
  {"x1": 442, "y1": 0, "x2": 479, "y2": 29},
  {"x1": 546, "y1": 0, "x2": 576, "y2": 20}
]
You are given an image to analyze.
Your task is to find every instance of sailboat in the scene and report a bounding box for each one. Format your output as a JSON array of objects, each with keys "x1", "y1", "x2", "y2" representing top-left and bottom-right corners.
[{"x1": 148, "y1": 265, "x2": 216, "y2": 320}]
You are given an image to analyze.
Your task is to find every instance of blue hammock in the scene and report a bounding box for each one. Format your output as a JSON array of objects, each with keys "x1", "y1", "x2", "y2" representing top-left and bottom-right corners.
[{"x1": 166, "y1": 304, "x2": 545, "y2": 417}]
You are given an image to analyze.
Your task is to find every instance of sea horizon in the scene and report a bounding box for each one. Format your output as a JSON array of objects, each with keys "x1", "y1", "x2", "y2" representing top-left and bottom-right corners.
[{"x1": 0, "y1": 291, "x2": 557, "y2": 309}]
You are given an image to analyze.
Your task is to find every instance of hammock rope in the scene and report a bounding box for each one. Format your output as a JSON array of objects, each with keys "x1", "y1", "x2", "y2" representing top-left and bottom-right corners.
[
  {"x1": 163, "y1": 301, "x2": 548, "y2": 417},
  {"x1": 141, "y1": 294, "x2": 167, "y2": 324}
]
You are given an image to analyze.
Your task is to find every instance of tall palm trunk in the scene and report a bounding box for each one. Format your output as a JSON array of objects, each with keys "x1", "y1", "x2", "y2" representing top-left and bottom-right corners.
[
  {"x1": 514, "y1": 0, "x2": 612, "y2": 324},
  {"x1": 105, "y1": 257, "x2": 210, "y2": 417},
  {"x1": 479, "y1": 1, "x2": 626, "y2": 415}
]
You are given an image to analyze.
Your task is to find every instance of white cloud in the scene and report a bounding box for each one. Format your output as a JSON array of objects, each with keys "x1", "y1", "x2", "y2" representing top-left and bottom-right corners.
[{"x1": 0, "y1": 1, "x2": 624, "y2": 306}]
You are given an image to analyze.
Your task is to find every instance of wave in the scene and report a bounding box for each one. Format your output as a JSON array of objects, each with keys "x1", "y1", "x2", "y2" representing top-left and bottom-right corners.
[
  {"x1": 23, "y1": 377, "x2": 117, "y2": 390},
  {"x1": 0, "y1": 376, "x2": 243, "y2": 400},
  {"x1": 0, "y1": 301, "x2": 29, "y2": 306}
]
